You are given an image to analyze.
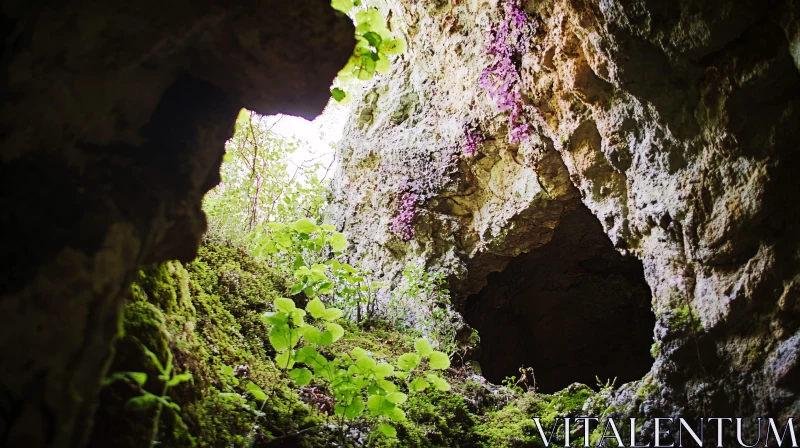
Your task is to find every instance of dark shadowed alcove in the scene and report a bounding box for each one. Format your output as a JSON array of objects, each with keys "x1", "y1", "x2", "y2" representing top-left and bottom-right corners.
[{"x1": 464, "y1": 205, "x2": 655, "y2": 392}]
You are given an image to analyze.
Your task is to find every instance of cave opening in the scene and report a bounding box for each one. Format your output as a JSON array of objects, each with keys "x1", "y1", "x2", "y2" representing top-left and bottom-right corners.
[{"x1": 464, "y1": 205, "x2": 656, "y2": 393}]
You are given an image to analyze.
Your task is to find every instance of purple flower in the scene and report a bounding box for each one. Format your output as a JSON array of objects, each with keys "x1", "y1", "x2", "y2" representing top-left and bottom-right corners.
[
  {"x1": 463, "y1": 127, "x2": 484, "y2": 155},
  {"x1": 390, "y1": 192, "x2": 420, "y2": 242},
  {"x1": 479, "y1": 0, "x2": 531, "y2": 143}
]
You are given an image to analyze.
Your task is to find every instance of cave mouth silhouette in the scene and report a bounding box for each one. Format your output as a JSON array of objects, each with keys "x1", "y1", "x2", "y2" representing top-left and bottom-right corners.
[{"x1": 464, "y1": 205, "x2": 656, "y2": 393}]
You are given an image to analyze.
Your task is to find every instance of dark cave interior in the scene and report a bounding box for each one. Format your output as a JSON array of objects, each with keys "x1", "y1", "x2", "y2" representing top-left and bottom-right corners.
[{"x1": 464, "y1": 205, "x2": 656, "y2": 393}]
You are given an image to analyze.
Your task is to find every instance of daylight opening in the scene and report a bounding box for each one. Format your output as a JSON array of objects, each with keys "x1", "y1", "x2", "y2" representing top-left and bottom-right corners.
[
  {"x1": 202, "y1": 107, "x2": 346, "y2": 247},
  {"x1": 464, "y1": 205, "x2": 656, "y2": 393}
]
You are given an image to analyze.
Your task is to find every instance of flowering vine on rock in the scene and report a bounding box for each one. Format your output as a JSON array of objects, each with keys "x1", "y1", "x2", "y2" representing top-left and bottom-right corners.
[
  {"x1": 390, "y1": 191, "x2": 419, "y2": 242},
  {"x1": 478, "y1": 0, "x2": 533, "y2": 144},
  {"x1": 462, "y1": 123, "x2": 485, "y2": 156}
]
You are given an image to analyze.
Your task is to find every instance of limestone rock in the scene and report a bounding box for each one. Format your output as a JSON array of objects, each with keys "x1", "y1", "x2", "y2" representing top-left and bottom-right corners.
[{"x1": 332, "y1": 0, "x2": 800, "y2": 420}]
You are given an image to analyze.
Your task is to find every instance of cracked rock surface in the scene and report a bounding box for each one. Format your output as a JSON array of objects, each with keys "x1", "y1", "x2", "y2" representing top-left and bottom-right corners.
[{"x1": 331, "y1": 0, "x2": 800, "y2": 422}]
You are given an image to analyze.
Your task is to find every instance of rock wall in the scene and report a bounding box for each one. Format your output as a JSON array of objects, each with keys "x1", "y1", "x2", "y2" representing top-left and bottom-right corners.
[
  {"x1": 0, "y1": 2, "x2": 353, "y2": 446},
  {"x1": 332, "y1": 0, "x2": 800, "y2": 424}
]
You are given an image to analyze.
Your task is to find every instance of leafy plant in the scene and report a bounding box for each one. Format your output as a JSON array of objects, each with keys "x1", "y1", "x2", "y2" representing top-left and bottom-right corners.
[
  {"x1": 104, "y1": 342, "x2": 193, "y2": 448},
  {"x1": 329, "y1": 1, "x2": 407, "y2": 104},
  {"x1": 261, "y1": 295, "x2": 450, "y2": 442},
  {"x1": 254, "y1": 217, "x2": 388, "y2": 322},
  {"x1": 390, "y1": 262, "x2": 459, "y2": 355}
]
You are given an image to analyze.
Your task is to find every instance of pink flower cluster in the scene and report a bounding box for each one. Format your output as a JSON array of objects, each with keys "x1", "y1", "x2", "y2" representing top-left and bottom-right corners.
[
  {"x1": 390, "y1": 191, "x2": 419, "y2": 242},
  {"x1": 478, "y1": 0, "x2": 531, "y2": 143}
]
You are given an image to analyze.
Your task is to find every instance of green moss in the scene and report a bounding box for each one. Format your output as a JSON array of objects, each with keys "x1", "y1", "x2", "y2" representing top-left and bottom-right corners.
[
  {"x1": 92, "y1": 242, "x2": 323, "y2": 448},
  {"x1": 372, "y1": 391, "x2": 478, "y2": 447},
  {"x1": 670, "y1": 304, "x2": 703, "y2": 332},
  {"x1": 635, "y1": 375, "x2": 659, "y2": 400},
  {"x1": 650, "y1": 341, "x2": 660, "y2": 359},
  {"x1": 474, "y1": 384, "x2": 595, "y2": 448},
  {"x1": 475, "y1": 399, "x2": 541, "y2": 447},
  {"x1": 328, "y1": 319, "x2": 414, "y2": 360},
  {"x1": 187, "y1": 389, "x2": 255, "y2": 448}
]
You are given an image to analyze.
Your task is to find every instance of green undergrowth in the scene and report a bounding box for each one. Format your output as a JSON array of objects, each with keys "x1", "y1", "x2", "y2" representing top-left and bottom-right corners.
[{"x1": 90, "y1": 241, "x2": 607, "y2": 447}]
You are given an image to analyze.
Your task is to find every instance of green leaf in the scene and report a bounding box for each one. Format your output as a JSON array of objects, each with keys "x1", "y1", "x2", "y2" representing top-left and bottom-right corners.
[
  {"x1": 103, "y1": 371, "x2": 147, "y2": 387},
  {"x1": 367, "y1": 394, "x2": 394, "y2": 415},
  {"x1": 269, "y1": 325, "x2": 298, "y2": 351},
  {"x1": 331, "y1": 0, "x2": 354, "y2": 14},
  {"x1": 414, "y1": 338, "x2": 433, "y2": 357},
  {"x1": 139, "y1": 345, "x2": 165, "y2": 374},
  {"x1": 125, "y1": 394, "x2": 159, "y2": 410},
  {"x1": 301, "y1": 325, "x2": 333, "y2": 346},
  {"x1": 375, "y1": 52, "x2": 390, "y2": 74},
  {"x1": 331, "y1": 87, "x2": 348, "y2": 102},
  {"x1": 387, "y1": 406, "x2": 406, "y2": 422},
  {"x1": 322, "y1": 308, "x2": 343, "y2": 321},
  {"x1": 385, "y1": 392, "x2": 407, "y2": 404},
  {"x1": 330, "y1": 232, "x2": 349, "y2": 251},
  {"x1": 318, "y1": 281, "x2": 334, "y2": 294},
  {"x1": 372, "y1": 362, "x2": 394, "y2": 379},
  {"x1": 164, "y1": 400, "x2": 181, "y2": 412},
  {"x1": 295, "y1": 346, "x2": 319, "y2": 363},
  {"x1": 306, "y1": 297, "x2": 326, "y2": 319},
  {"x1": 128, "y1": 372, "x2": 148, "y2": 386},
  {"x1": 262, "y1": 311, "x2": 289, "y2": 326},
  {"x1": 362, "y1": 31, "x2": 382, "y2": 48},
  {"x1": 409, "y1": 377, "x2": 429, "y2": 393},
  {"x1": 289, "y1": 368, "x2": 314, "y2": 386},
  {"x1": 274, "y1": 298, "x2": 296, "y2": 312},
  {"x1": 428, "y1": 351, "x2": 451, "y2": 370},
  {"x1": 295, "y1": 218, "x2": 317, "y2": 234},
  {"x1": 326, "y1": 323, "x2": 345, "y2": 342},
  {"x1": 377, "y1": 379, "x2": 397, "y2": 393},
  {"x1": 382, "y1": 37, "x2": 407, "y2": 55},
  {"x1": 344, "y1": 399, "x2": 365, "y2": 419},
  {"x1": 311, "y1": 355, "x2": 332, "y2": 378},
  {"x1": 246, "y1": 381, "x2": 268, "y2": 401},
  {"x1": 397, "y1": 353, "x2": 420, "y2": 371},
  {"x1": 221, "y1": 365, "x2": 234, "y2": 377},
  {"x1": 378, "y1": 423, "x2": 397, "y2": 438},
  {"x1": 426, "y1": 373, "x2": 451, "y2": 391},
  {"x1": 290, "y1": 309, "x2": 306, "y2": 325},
  {"x1": 356, "y1": 356, "x2": 377, "y2": 372},
  {"x1": 167, "y1": 372, "x2": 193, "y2": 388},
  {"x1": 275, "y1": 350, "x2": 295, "y2": 370},
  {"x1": 351, "y1": 347, "x2": 368, "y2": 359},
  {"x1": 289, "y1": 283, "x2": 305, "y2": 295}
]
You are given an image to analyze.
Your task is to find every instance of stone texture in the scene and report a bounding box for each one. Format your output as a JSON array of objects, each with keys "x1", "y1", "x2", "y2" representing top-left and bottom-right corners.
[
  {"x1": 331, "y1": 0, "x2": 800, "y2": 424},
  {"x1": 0, "y1": 1, "x2": 353, "y2": 446}
]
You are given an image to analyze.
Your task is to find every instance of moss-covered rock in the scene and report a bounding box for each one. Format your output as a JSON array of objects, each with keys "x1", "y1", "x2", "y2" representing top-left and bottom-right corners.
[
  {"x1": 374, "y1": 390, "x2": 478, "y2": 447},
  {"x1": 474, "y1": 384, "x2": 595, "y2": 448},
  {"x1": 89, "y1": 242, "x2": 321, "y2": 448}
]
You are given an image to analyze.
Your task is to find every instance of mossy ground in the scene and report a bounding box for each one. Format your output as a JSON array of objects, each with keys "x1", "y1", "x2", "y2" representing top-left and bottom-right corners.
[{"x1": 90, "y1": 242, "x2": 610, "y2": 448}]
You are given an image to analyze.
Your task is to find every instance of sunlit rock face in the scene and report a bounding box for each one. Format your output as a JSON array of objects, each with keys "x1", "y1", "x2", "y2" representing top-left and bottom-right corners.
[
  {"x1": 0, "y1": 2, "x2": 353, "y2": 446},
  {"x1": 332, "y1": 0, "x2": 800, "y2": 424}
]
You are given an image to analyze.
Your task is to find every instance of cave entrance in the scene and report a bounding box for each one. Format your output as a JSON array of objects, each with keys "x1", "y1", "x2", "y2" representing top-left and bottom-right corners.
[{"x1": 464, "y1": 205, "x2": 655, "y2": 393}]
